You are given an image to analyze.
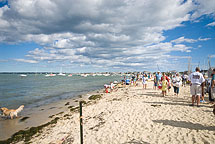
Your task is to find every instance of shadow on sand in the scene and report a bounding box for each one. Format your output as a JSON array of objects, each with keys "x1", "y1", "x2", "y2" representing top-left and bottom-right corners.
[
  {"x1": 153, "y1": 120, "x2": 215, "y2": 131},
  {"x1": 141, "y1": 93, "x2": 163, "y2": 98},
  {"x1": 143, "y1": 101, "x2": 189, "y2": 107},
  {"x1": 122, "y1": 139, "x2": 150, "y2": 144},
  {"x1": 143, "y1": 92, "x2": 211, "y2": 108}
]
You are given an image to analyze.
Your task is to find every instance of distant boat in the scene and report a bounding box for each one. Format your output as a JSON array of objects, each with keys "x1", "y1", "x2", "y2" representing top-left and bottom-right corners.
[
  {"x1": 20, "y1": 74, "x2": 27, "y2": 77},
  {"x1": 45, "y1": 73, "x2": 56, "y2": 77},
  {"x1": 58, "y1": 72, "x2": 66, "y2": 76},
  {"x1": 58, "y1": 67, "x2": 66, "y2": 76},
  {"x1": 68, "y1": 74, "x2": 73, "y2": 77},
  {"x1": 103, "y1": 74, "x2": 110, "y2": 76},
  {"x1": 81, "y1": 74, "x2": 88, "y2": 77}
]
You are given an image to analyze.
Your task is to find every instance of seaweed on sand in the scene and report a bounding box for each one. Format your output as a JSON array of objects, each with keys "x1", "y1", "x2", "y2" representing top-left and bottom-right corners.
[
  {"x1": 88, "y1": 95, "x2": 101, "y2": 100},
  {"x1": 0, "y1": 117, "x2": 60, "y2": 144}
]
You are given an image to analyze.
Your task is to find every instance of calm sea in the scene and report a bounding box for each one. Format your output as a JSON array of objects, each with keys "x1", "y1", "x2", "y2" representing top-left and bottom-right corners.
[{"x1": 0, "y1": 74, "x2": 121, "y2": 109}]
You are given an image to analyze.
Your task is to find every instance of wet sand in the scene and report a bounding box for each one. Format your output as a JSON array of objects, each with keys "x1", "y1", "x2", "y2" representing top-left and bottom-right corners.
[{"x1": 0, "y1": 89, "x2": 103, "y2": 141}]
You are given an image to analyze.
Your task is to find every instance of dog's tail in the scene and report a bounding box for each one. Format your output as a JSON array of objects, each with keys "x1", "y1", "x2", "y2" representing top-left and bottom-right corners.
[{"x1": 15, "y1": 105, "x2": 24, "y2": 114}]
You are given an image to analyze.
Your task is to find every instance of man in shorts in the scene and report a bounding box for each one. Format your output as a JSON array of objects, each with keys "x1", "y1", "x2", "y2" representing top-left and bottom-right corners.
[{"x1": 188, "y1": 67, "x2": 205, "y2": 107}]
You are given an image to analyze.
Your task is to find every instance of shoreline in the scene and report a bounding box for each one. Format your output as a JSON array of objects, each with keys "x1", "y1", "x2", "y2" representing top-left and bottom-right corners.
[
  {"x1": 1, "y1": 81, "x2": 215, "y2": 143},
  {"x1": 0, "y1": 86, "x2": 105, "y2": 141}
]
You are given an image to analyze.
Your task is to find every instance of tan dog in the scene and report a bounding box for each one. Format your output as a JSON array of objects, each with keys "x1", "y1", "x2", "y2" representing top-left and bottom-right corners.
[{"x1": 0, "y1": 105, "x2": 24, "y2": 119}]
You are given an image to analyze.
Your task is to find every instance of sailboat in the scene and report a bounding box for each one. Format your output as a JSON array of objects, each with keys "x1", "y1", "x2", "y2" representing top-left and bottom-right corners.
[
  {"x1": 58, "y1": 67, "x2": 66, "y2": 76},
  {"x1": 20, "y1": 74, "x2": 27, "y2": 77},
  {"x1": 81, "y1": 74, "x2": 88, "y2": 77},
  {"x1": 45, "y1": 73, "x2": 56, "y2": 77},
  {"x1": 68, "y1": 74, "x2": 73, "y2": 77}
]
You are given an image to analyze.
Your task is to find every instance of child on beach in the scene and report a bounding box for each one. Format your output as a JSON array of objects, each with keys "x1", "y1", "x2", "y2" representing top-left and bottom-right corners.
[{"x1": 162, "y1": 76, "x2": 168, "y2": 96}]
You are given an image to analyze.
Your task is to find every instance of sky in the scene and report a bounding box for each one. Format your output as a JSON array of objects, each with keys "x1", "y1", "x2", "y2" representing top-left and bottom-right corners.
[{"x1": 0, "y1": 0, "x2": 214, "y2": 73}]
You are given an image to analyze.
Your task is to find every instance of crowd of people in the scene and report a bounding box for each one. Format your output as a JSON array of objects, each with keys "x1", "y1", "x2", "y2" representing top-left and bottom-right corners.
[{"x1": 119, "y1": 67, "x2": 215, "y2": 113}]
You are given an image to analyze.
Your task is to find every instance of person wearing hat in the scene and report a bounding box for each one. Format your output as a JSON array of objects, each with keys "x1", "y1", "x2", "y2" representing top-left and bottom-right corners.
[{"x1": 188, "y1": 67, "x2": 205, "y2": 107}]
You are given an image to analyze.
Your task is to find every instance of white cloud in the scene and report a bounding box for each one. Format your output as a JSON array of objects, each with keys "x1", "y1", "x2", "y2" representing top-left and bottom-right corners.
[
  {"x1": 198, "y1": 38, "x2": 211, "y2": 41},
  {"x1": 15, "y1": 59, "x2": 39, "y2": 63},
  {"x1": 171, "y1": 37, "x2": 197, "y2": 43},
  {"x1": 191, "y1": 0, "x2": 215, "y2": 19},
  {"x1": 206, "y1": 22, "x2": 215, "y2": 27},
  {"x1": 0, "y1": 0, "x2": 214, "y2": 71},
  {"x1": 171, "y1": 37, "x2": 211, "y2": 44}
]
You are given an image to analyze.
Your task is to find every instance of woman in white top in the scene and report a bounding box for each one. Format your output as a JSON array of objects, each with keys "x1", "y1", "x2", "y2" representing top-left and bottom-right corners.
[
  {"x1": 142, "y1": 74, "x2": 148, "y2": 89},
  {"x1": 172, "y1": 73, "x2": 182, "y2": 96}
]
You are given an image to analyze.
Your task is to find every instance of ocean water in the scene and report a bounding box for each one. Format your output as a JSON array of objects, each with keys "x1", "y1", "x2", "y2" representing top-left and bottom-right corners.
[{"x1": 0, "y1": 74, "x2": 121, "y2": 109}]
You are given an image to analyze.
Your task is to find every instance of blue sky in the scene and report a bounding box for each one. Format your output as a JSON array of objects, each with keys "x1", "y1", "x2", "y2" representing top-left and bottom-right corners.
[{"x1": 0, "y1": 0, "x2": 214, "y2": 72}]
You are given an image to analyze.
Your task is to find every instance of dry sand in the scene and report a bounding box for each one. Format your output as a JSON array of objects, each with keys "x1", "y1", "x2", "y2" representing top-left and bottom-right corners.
[{"x1": 16, "y1": 81, "x2": 215, "y2": 144}]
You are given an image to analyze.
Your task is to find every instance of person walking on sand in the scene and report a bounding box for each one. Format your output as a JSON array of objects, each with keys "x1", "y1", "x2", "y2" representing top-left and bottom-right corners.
[
  {"x1": 172, "y1": 75, "x2": 177, "y2": 95},
  {"x1": 209, "y1": 73, "x2": 215, "y2": 104},
  {"x1": 125, "y1": 77, "x2": 130, "y2": 86},
  {"x1": 162, "y1": 76, "x2": 168, "y2": 97},
  {"x1": 142, "y1": 74, "x2": 148, "y2": 90},
  {"x1": 156, "y1": 71, "x2": 162, "y2": 84},
  {"x1": 110, "y1": 82, "x2": 115, "y2": 93},
  {"x1": 200, "y1": 74, "x2": 206, "y2": 103},
  {"x1": 167, "y1": 74, "x2": 172, "y2": 93},
  {"x1": 188, "y1": 67, "x2": 205, "y2": 107},
  {"x1": 161, "y1": 72, "x2": 169, "y2": 82},
  {"x1": 161, "y1": 72, "x2": 170, "y2": 95},
  {"x1": 182, "y1": 74, "x2": 188, "y2": 87},
  {"x1": 153, "y1": 74, "x2": 157, "y2": 90},
  {"x1": 211, "y1": 69, "x2": 215, "y2": 106},
  {"x1": 173, "y1": 73, "x2": 182, "y2": 96}
]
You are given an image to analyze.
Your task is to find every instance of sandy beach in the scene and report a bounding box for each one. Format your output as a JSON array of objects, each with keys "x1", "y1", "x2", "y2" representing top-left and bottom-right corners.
[{"x1": 1, "y1": 81, "x2": 215, "y2": 144}]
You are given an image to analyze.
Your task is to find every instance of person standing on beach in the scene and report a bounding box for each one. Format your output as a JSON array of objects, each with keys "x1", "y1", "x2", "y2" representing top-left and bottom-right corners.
[
  {"x1": 126, "y1": 78, "x2": 130, "y2": 86},
  {"x1": 134, "y1": 76, "x2": 137, "y2": 86},
  {"x1": 172, "y1": 75, "x2": 177, "y2": 95},
  {"x1": 167, "y1": 74, "x2": 172, "y2": 93},
  {"x1": 110, "y1": 82, "x2": 115, "y2": 92},
  {"x1": 161, "y1": 76, "x2": 168, "y2": 96},
  {"x1": 212, "y1": 69, "x2": 215, "y2": 114},
  {"x1": 142, "y1": 74, "x2": 148, "y2": 89},
  {"x1": 188, "y1": 67, "x2": 205, "y2": 107},
  {"x1": 200, "y1": 74, "x2": 206, "y2": 103},
  {"x1": 210, "y1": 69, "x2": 215, "y2": 104},
  {"x1": 182, "y1": 74, "x2": 188, "y2": 87},
  {"x1": 153, "y1": 74, "x2": 157, "y2": 90},
  {"x1": 155, "y1": 71, "x2": 162, "y2": 89},
  {"x1": 161, "y1": 73, "x2": 170, "y2": 95},
  {"x1": 161, "y1": 72, "x2": 169, "y2": 82},
  {"x1": 174, "y1": 73, "x2": 182, "y2": 96}
]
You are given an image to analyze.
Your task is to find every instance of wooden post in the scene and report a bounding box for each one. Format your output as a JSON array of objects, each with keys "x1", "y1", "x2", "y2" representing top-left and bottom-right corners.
[{"x1": 80, "y1": 101, "x2": 83, "y2": 144}]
